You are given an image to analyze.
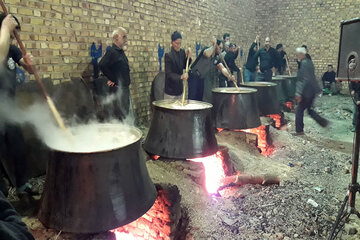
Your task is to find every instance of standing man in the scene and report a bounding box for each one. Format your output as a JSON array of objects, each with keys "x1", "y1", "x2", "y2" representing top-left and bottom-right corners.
[
  {"x1": 164, "y1": 31, "x2": 191, "y2": 99},
  {"x1": 294, "y1": 47, "x2": 328, "y2": 136},
  {"x1": 188, "y1": 39, "x2": 235, "y2": 101},
  {"x1": 276, "y1": 43, "x2": 287, "y2": 75},
  {"x1": 254, "y1": 37, "x2": 280, "y2": 81},
  {"x1": 0, "y1": 14, "x2": 37, "y2": 197},
  {"x1": 244, "y1": 35, "x2": 259, "y2": 82},
  {"x1": 219, "y1": 42, "x2": 238, "y2": 87},
  {"x1": 99, "y1": 27, "x2": 131, "y2": 121},
  {"x1": 224, "y1": 43, "x2": 240, "y2": 86}
]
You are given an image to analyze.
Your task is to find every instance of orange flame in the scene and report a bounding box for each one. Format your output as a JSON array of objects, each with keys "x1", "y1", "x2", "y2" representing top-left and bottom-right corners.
[
  {"x1": 268, "y1": 114, "x2": 282, "y2": 128},
  {"x1": 285, "y1": 101, "x2": 293, "y2": 110},
  {"x1": 188, "y1": 151, "x2": 226, "y2": 194}
]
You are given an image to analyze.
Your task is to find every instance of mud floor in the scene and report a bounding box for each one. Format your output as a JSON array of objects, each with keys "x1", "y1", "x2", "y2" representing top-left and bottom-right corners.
[{"x1": 12, "y1": 94, "x2": 360, "y2": 239}]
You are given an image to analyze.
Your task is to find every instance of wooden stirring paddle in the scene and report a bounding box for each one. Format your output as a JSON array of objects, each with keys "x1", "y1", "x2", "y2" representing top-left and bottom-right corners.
[{"x1": 0, "y1": 0, "x2": 67, "y2": 131}]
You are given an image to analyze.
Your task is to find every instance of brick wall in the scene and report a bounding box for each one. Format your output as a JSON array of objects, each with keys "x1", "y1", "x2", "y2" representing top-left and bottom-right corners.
[
  {"x1": 255, "y1": 0, "x2": 360, "y2": 78},
  {"x1": 4, "y1": 0, "x2": 257, "y2": 124}
]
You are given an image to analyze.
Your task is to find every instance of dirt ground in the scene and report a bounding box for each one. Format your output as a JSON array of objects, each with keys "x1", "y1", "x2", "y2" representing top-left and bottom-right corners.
[{"x1": 13, "y1": 93, "x2": 360, "y2": 239}]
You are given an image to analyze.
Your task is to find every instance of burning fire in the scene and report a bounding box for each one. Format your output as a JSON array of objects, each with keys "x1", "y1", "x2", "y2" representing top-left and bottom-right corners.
[
  {"x1": 268, "y1": 114, "x2": 282, "y2": 128},
  {"x1": 188, "y1": 151, "x2": 226, "y2": 194},
  {"x1": 242, "y1": 126, "x2": 274, "y2": 156},
  {"x1": 285, "y1": 101, "x2": 293, "y2": 110},
  {"x1": 111, "y1": 188, "x2": 174, "y2": 240}
]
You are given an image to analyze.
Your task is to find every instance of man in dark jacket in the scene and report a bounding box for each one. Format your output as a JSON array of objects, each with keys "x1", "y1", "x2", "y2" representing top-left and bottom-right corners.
[
  {"x1": 0, "y1": 14, "x2": 37, "y2": 197},
  {"x1": 276, "y1": 43, "x2": 287, "y2": 75},
  {"x1": 244, "y1": 35, "x2": 259, "y2": 82},
  {"x1": 294, "y1": 47, "x2": 328, "y2": 135},
  {"x1": 164, "y1": 31, "x2": 191, "y2": 99},
  {"x1": 99, "y1": 27, "x2": 131, "y2": 121},
  {"x1": 254, "y1": 37, "x2": 280, "y2": 82},
  {"x1": 0, "y1": 191, "x2": 34, "y2": 240}
]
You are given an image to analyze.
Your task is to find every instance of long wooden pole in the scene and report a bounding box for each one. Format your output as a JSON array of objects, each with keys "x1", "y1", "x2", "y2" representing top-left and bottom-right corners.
[
  {"x1": 219, "y1": 53, "x2": 240, "y2": 89},
  {"x1": 0, "y1": 1, "x2": 66, "y2": 130},
  {"x1": 181, "y1": 56, "x2": 190, "y2": 106},
  {"x1": 285, "y1": 54, "x2": 292, "y2": 76}
]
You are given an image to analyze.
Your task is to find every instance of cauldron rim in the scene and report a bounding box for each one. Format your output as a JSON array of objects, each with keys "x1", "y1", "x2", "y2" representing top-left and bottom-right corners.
[
  {"x1": 152, "y1": 99, "x2": 213, "y2": 111},
  {"x1": 272, "y1": 76, "x2": 292, "y2": 80},
  {"x1": 45, "y1": 124, "x2": 143, "y2": 154},
  {"x1": 240, "y1": 82, "x2": 277, "y2": 87},
  {"x1": 212, "y1": 87, "x2": 258, "y2": 94},
  {"x1": 276, "y1": 75, "x2": 297, "y2": 78}
]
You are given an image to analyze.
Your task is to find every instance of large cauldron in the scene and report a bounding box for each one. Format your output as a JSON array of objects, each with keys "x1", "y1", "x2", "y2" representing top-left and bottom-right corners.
[
  {"x1": 240, "y1": 82, "x2": 280, "y2": 116},
  {"x1": 271, "y1": 76, "x2": 290, "y2": 103},
  {"x1": 143, "y1": 99, "x2": 218, "y2": 159},
  {"x1": 212, "y1": 87, "x2": 261, "y2": 130},
  {"x1": 276, "y1": 75, "x2": 297, "y2": 99},
  {"x1": 39, "y1": 124, "x2": 157, "y2": 233}
]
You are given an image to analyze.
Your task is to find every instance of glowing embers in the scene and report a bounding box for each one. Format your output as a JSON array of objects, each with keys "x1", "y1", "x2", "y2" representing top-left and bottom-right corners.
[
  {"x1": 285, "y1": 101, "x2": 294, "y2": 110},
  {"x1": 188, "y1": 151, "x2": 226, "y2": 195},
  {"x1": 241, "y1": 125, "x2": 274, "y2": 156},
  {"x1": 111, "y1": 185, "x2": 182, "y2": 240},
  {"x1": 268, "y1": 113, "x2": 284, "y2": 128}
]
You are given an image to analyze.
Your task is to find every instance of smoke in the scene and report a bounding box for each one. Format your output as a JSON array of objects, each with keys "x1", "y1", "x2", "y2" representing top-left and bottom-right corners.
[{"x1": 0, "y1": 87, "x2": 137, "y2": 153}]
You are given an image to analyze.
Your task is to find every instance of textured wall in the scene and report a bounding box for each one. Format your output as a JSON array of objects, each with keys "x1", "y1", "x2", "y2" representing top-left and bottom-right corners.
[
  {"x1": 255, "y1": 0, "x2": 360, "y2": 77},
  {"x1": 4, "y1": 0, "x2": 257, "y2": 124}
]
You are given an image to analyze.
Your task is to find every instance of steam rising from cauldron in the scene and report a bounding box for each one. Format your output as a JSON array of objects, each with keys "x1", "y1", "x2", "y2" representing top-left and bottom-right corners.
[{"x1": 0, "y1": 93, "x2": 137, "y2": 153}]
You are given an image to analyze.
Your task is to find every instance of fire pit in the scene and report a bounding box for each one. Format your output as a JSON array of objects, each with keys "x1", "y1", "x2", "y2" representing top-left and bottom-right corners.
[
  {"x1": 38, "y1": 124, "x2": 157, "y2": 233},
  {"x1": 212, "y1": 87, "x2": 261, "y2": 130},
  {"x1": 240, "y1": 82, "x2": 280, "y2": 116},
  {"x1": 144, "y1": 99, "x2": 218, "y2": 159}
]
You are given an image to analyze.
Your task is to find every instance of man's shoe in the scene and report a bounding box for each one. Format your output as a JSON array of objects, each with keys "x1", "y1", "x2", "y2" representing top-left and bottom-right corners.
[
  {"x1": 291, "y1": 131, "x2": 305, "y2": 136},
  {"x1": 318, "y1": 118, "x2": 329, "y2": 128}
]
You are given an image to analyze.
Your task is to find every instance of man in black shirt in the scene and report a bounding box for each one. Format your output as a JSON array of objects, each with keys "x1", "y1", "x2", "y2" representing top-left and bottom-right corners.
[
  {"x1": 322, "y1": 65, "x2": 336, "y2": 94},
  {"x1": 276, "y1": 43, "x2": 287, "y2": 75},
  {"x1": 188, "y1": 39, "x2": 235, "y2": 101},
  {"x1": 219, "y1": 42, "x2": 239, "y2": 87},
  {"x1": 99, "y1": 27, "x2": 131, "y2": 120},
  {"x1": 244, "y1": 35, "x2": 259, "y2": 82},
  {"x1": 164, "y1": 31, "x2": 191, "y2": 99},
  {"x1": 254, "y1": 37, "x2": 280, "y2": 82},
  {"x1": 0, "y1": 14, "x2": 37, "y2": 197}
]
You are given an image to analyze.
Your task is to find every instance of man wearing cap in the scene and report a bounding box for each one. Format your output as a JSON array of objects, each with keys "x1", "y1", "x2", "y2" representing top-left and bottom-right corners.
[
  {"x1": 188, "y1": 39, "x2": 236, "y2": 101},
  {"x1": 164, "y1": 31, "x2": 191, "y2": 99},
  {"x1": 0, "y1": 13, "x2": 37, "y2": 197},
  {"x1": 294, "y1": 47, "x2": 328, "y2": 136},
  {"x1": 254, "y1": 37, "x2": 280, "y2": 81}
]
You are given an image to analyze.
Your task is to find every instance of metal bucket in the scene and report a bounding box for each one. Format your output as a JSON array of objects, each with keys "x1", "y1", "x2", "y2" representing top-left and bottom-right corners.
[
  {"x1": 212, "y1": 87, "x2": 261, "y2": 130},
  {"x1": 240, "y1": 82, "x2": 281, "y2": 116},
  {"x1": 143, "y1": 99, "x2": 218, "y2": 159},
  {"x1": 38, "y1": 124, "x2": 157, "y2": 233}
]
